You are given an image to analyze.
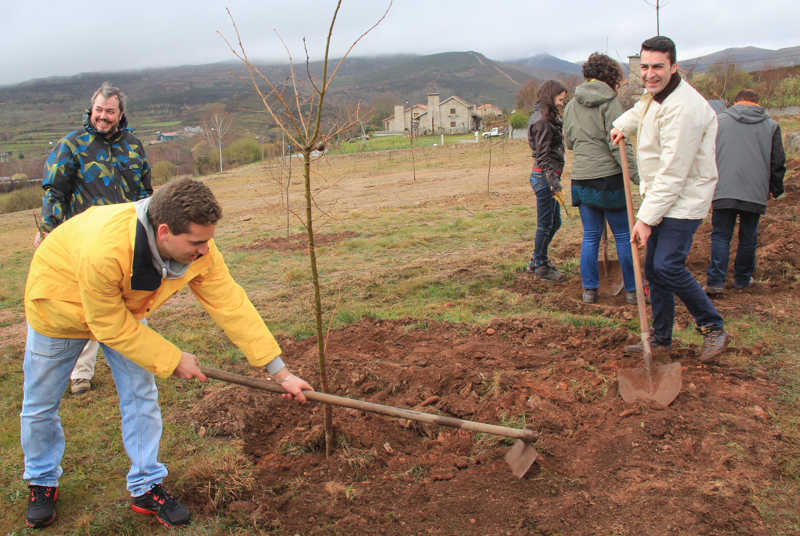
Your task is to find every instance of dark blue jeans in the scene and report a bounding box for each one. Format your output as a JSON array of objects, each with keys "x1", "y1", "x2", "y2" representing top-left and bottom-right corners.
[
  {"x1": 530, "y1": 170, "x2": 561, "y2": 268},
  {"x1": 706, "y1": 208, "x2": 761, "y2": 288},
  {"x1": 578, "y1": 204, "x2": 636, "y2": 292},
  {"x1": 645, "y1": 217, "x2": 724, "y2": 342}
]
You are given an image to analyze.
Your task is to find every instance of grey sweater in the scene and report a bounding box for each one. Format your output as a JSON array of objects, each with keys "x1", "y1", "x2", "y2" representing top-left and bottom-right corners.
[{"x1": 713, "y1": 104, "x2": 786, "y2": 213}]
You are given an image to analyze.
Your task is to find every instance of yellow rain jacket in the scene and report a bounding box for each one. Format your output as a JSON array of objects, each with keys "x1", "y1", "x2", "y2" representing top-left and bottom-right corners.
[{"x1": 25, "y1": 202, "x2": 281, "y2": 378}]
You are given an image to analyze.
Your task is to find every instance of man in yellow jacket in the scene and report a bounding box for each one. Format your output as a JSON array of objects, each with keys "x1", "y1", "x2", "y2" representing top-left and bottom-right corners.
[{"x1": 21, "y1": 178, "x2": 312, "y2": 529}]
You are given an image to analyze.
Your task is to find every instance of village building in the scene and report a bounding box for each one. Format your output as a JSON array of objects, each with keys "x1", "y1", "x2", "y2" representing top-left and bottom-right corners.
[{"x1": 382, "y1": 93, "x2": 502, "y2": 135}]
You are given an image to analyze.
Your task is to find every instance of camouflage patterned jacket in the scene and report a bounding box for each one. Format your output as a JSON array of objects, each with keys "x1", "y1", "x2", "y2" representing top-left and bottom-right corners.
[{"x1": 40, "y1": 110, "x2": 152, "y2": 232}]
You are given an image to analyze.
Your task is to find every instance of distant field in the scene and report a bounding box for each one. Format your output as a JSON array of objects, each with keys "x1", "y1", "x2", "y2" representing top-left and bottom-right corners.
[
  {"x1": 140, "y1": 121, "x2": 184, "y2": 128},
  {"x1": 332, "y1": 133, "x2": 483, "y2": 154}
]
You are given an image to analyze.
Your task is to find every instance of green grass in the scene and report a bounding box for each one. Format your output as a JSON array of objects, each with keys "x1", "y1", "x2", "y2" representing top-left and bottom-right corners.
[{"x1": 330, "y1": 133, "x2": 486, "y2": 154}]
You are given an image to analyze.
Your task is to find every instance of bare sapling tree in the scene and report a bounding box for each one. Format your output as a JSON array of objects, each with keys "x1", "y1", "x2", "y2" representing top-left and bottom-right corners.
[
  {"x1": 201, "y1": 106, "x2": 233, "y2": 173},
  {"x1": 690, "y1": 54, "x2": 753, "y2": 107},
  {"x1": 221, "y1": 0, "x2": 392, "y2": 457},
  {"x1": 487, "y1": 137, "x2": 493, "y2": 194},
  {"x1": 263, "y1": 151, "x2": 293, "y2": 237},
  {"x1": 409, "y1": 116, "x2": 417, "y2": 182}
]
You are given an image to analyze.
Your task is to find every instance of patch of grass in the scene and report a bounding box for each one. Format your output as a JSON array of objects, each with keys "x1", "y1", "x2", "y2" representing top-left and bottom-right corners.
[
  {"x1": 554, "y1": 312, "x2": 618, "y2": 330},
  {"x1": 395, "y1": 464, "x2": 427, "y2": 482},
  {"x1": 179, "y1": 440, "x2": 256, "y2": 512},
  {"x1": 0, "y1": 188, "x2": 42, "y2": 214}
]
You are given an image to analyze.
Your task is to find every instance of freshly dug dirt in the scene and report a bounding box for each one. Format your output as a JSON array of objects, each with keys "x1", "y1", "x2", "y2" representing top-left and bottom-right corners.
[
  {"x1": 186, "y1": 315, "x2": 783, "y2": 536},
  {"x1": 233, "y1": 231, "x2": 361, "y2": 252},
  {"x1": 179, "y1": 158, "x2": 800, "y2": 535}
]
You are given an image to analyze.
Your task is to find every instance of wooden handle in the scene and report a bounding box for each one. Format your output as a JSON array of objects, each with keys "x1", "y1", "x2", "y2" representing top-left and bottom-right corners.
[
  {"x1": 199, "y1": 366, "x2": 538, "y2": 443},
  {"x1": 618, "y1": 142, "x2": 653, "y2": 369}
]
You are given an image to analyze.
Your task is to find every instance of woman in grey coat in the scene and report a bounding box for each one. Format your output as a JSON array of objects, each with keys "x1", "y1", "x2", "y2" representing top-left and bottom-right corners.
[{"x1": 563, "y1": 53, "x2": 639, "y2": 304}]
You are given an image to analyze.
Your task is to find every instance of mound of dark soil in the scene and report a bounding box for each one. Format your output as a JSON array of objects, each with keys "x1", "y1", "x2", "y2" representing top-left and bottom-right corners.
[{"x1": 185, "y1": 316, "x2": 783, "y2": 536}]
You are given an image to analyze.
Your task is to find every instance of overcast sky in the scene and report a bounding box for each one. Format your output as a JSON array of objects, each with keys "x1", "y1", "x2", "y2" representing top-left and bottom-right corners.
[{"x1": 2, "y1": 0, "x2": 798, "y2": 87}]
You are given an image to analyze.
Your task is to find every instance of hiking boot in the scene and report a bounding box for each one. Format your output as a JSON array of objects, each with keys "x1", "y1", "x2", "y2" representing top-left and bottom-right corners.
[
  {"x1": 624, "y1": 335, "x2": 673, "y2": 354},
  {"x1": 698, "y1": 327, "x2": 730, "y2": 363},
  {"x1": 702, "y1": 284, "x2": 724, "y2": 296},
  {"x1": 625, "y1": 291, "x2": 637, "y2": 305},
  {"x1": 26, "y1": 485, "x2": 58, "y2": 529},
  {"x1": 70, "y1": 378, "x2": 91, "y2": 396},
  {"x1": 582, "y1": 289, "x2": 598, "y2": 304},
  {"x1": 534, "y1": 265, "x2": 566, "y2": 282},
  {"x1": 130, "y1": 484, "x2": 191, "y2": 528},
  {"x1": 734, "y1": 277, "x2": 755, "y2": 290}
]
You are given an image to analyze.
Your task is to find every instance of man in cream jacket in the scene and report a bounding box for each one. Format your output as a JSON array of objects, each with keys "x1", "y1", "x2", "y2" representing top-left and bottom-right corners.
[
  {"x1": 21, "y1": 178, "x2": 312, "y2": 529},
  {"x1": 610, "y1": 36, "x2": 729, "y2": 363}
]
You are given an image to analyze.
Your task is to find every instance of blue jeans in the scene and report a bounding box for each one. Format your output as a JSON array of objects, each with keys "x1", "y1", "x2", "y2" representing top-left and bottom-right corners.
[
  {"x1": 530, "y1": 171, "x2": 561, "y2": 268},
  {"x1": 578, "y1": 204, "x2": 636, "y2": 292},
  {"x1": 20, "y1": 324, "x2": 167, "y2": 496},
  {"x1": 645, "y1": 218, "x2": 724, "y2": 342},
  {"x1": 706, "y1": 208, "x2": 761, "y2": 288}
]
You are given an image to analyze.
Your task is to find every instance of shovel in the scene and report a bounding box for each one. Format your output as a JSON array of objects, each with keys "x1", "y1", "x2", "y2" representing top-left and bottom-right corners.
[
  {"x1": 616, "y1": 142, "x2": 682, "y2": 406},
  {"x1": 597, "y1": 217, "x2": 624, "y2": 296},
  {"x1": 199, "y1": 366, "x2": 544, "y2": 478}
]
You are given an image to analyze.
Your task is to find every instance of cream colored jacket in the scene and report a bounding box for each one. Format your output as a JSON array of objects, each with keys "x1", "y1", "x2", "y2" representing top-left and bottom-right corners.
[{"x1": 612, "y1": 79, "x2": 718, "y2": 226}]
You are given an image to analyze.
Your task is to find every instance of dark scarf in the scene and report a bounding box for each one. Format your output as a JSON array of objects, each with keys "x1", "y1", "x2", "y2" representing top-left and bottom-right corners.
[{"x1": 654, "y1": 71, "x2": 681, "y2": 104}]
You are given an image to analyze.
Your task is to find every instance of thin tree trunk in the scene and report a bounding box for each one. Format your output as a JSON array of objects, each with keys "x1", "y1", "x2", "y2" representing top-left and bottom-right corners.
[{"x1": 303, "y1": 150, "x2": 334, "y2": 457}]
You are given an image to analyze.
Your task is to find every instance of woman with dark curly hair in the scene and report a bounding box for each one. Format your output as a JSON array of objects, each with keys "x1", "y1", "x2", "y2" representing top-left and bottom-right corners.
[
  {"x1": 526, "y1": 79, "x2": 568, "y2": 282},
  {"x1": 563, "y1": 53, "x2": 640, "y2": 304}
]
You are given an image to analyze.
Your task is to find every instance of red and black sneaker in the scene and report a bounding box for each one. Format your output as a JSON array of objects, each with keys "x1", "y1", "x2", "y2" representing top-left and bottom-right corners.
[
  {"x1": 130, "y1": 483, "x2": 191, "y2": 528},
  {"x1": 26, "y1": 485, "x2": 58, "y2": 528}
]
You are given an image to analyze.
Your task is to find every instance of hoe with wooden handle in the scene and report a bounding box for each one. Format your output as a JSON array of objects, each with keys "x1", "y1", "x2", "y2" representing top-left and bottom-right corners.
[{"x1": 199, "y1": 366, "x2": 544, "y2": 478}]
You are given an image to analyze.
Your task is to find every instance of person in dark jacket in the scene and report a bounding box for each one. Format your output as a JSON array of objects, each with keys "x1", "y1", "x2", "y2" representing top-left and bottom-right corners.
[
  {"x1": 703, "y1": 89, "x2": 786, "y2": 295},
  {"x1": 564, "y1": 53, "x2": 640, "y2": 304},
  {"x1": 526, "y1": 79, "x2": 568, "y2": 282},
  {"x1": 35, "y1": 82, "x2": 153, "y2": 396}
]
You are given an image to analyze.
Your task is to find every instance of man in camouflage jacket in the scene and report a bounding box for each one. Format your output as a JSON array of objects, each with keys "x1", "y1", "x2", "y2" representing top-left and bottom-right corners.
[
  {"x1": 36, "y1": 82, "x2": 153, "y2": 396},
  {"x1": 39, "y1": 82, "x2": 152, "y2": 234}
]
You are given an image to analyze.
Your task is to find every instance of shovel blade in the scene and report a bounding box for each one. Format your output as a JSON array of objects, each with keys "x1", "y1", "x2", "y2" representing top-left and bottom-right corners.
[
  {"x1": 618, "y1": 361, "x2": 682, "y2": 406},
  {"x1": 598, "y1": 259, "x2": 624, "y2": 296},
  {"x1": 505, "y1": 439, "x2": 540, "y2": 479}
]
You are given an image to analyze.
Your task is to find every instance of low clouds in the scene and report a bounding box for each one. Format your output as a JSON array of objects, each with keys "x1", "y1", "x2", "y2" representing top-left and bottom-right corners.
[{"x1": 1, "y1": 0, "x2": 798, "y2": 86}]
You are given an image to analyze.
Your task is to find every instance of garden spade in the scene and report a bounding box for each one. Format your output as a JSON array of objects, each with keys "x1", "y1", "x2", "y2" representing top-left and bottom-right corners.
[
  {"x1": 616, "y1": 142, "x2": 682, "y2": 406},
  {"x1": 199, "y1": 366, "x2": 543, "y2": 478},
  {"x1": 597, "y1": 218, "x2": 624, "y2": 296}
]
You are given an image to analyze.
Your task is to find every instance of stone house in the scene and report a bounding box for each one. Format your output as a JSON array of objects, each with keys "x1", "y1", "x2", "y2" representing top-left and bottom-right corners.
[{"x1": 382, "y1": 93, "x2": 501, "y2": 134}]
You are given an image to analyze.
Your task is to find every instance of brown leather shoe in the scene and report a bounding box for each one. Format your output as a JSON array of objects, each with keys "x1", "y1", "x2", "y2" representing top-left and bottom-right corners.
[
  {"x1": 699, "y1": 328, "x2": 730, "y2": 363},
  {"x1": 534, "y1": 266, "x2": 566, "y2": 282},
  {"x1": 582, "y1": 289, "x2": 598, "y2": 304},
  {"x1": 624, "y1": 335, "x2": 672, "y2": 354}
]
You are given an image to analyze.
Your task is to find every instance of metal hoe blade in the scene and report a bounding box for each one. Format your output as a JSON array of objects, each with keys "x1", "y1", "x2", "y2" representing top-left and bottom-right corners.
[{"x1": 504, "y1": 425, "x2": 541, "y2": 478}]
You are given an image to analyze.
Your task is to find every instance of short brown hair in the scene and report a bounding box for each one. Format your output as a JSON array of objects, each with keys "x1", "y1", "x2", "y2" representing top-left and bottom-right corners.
[
  {"x1": 734, "y1": 89, "x2": 758, "y2": 104},
  {"x1": 148, "y1": 178, "x2": 222, "y2": 234}
]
